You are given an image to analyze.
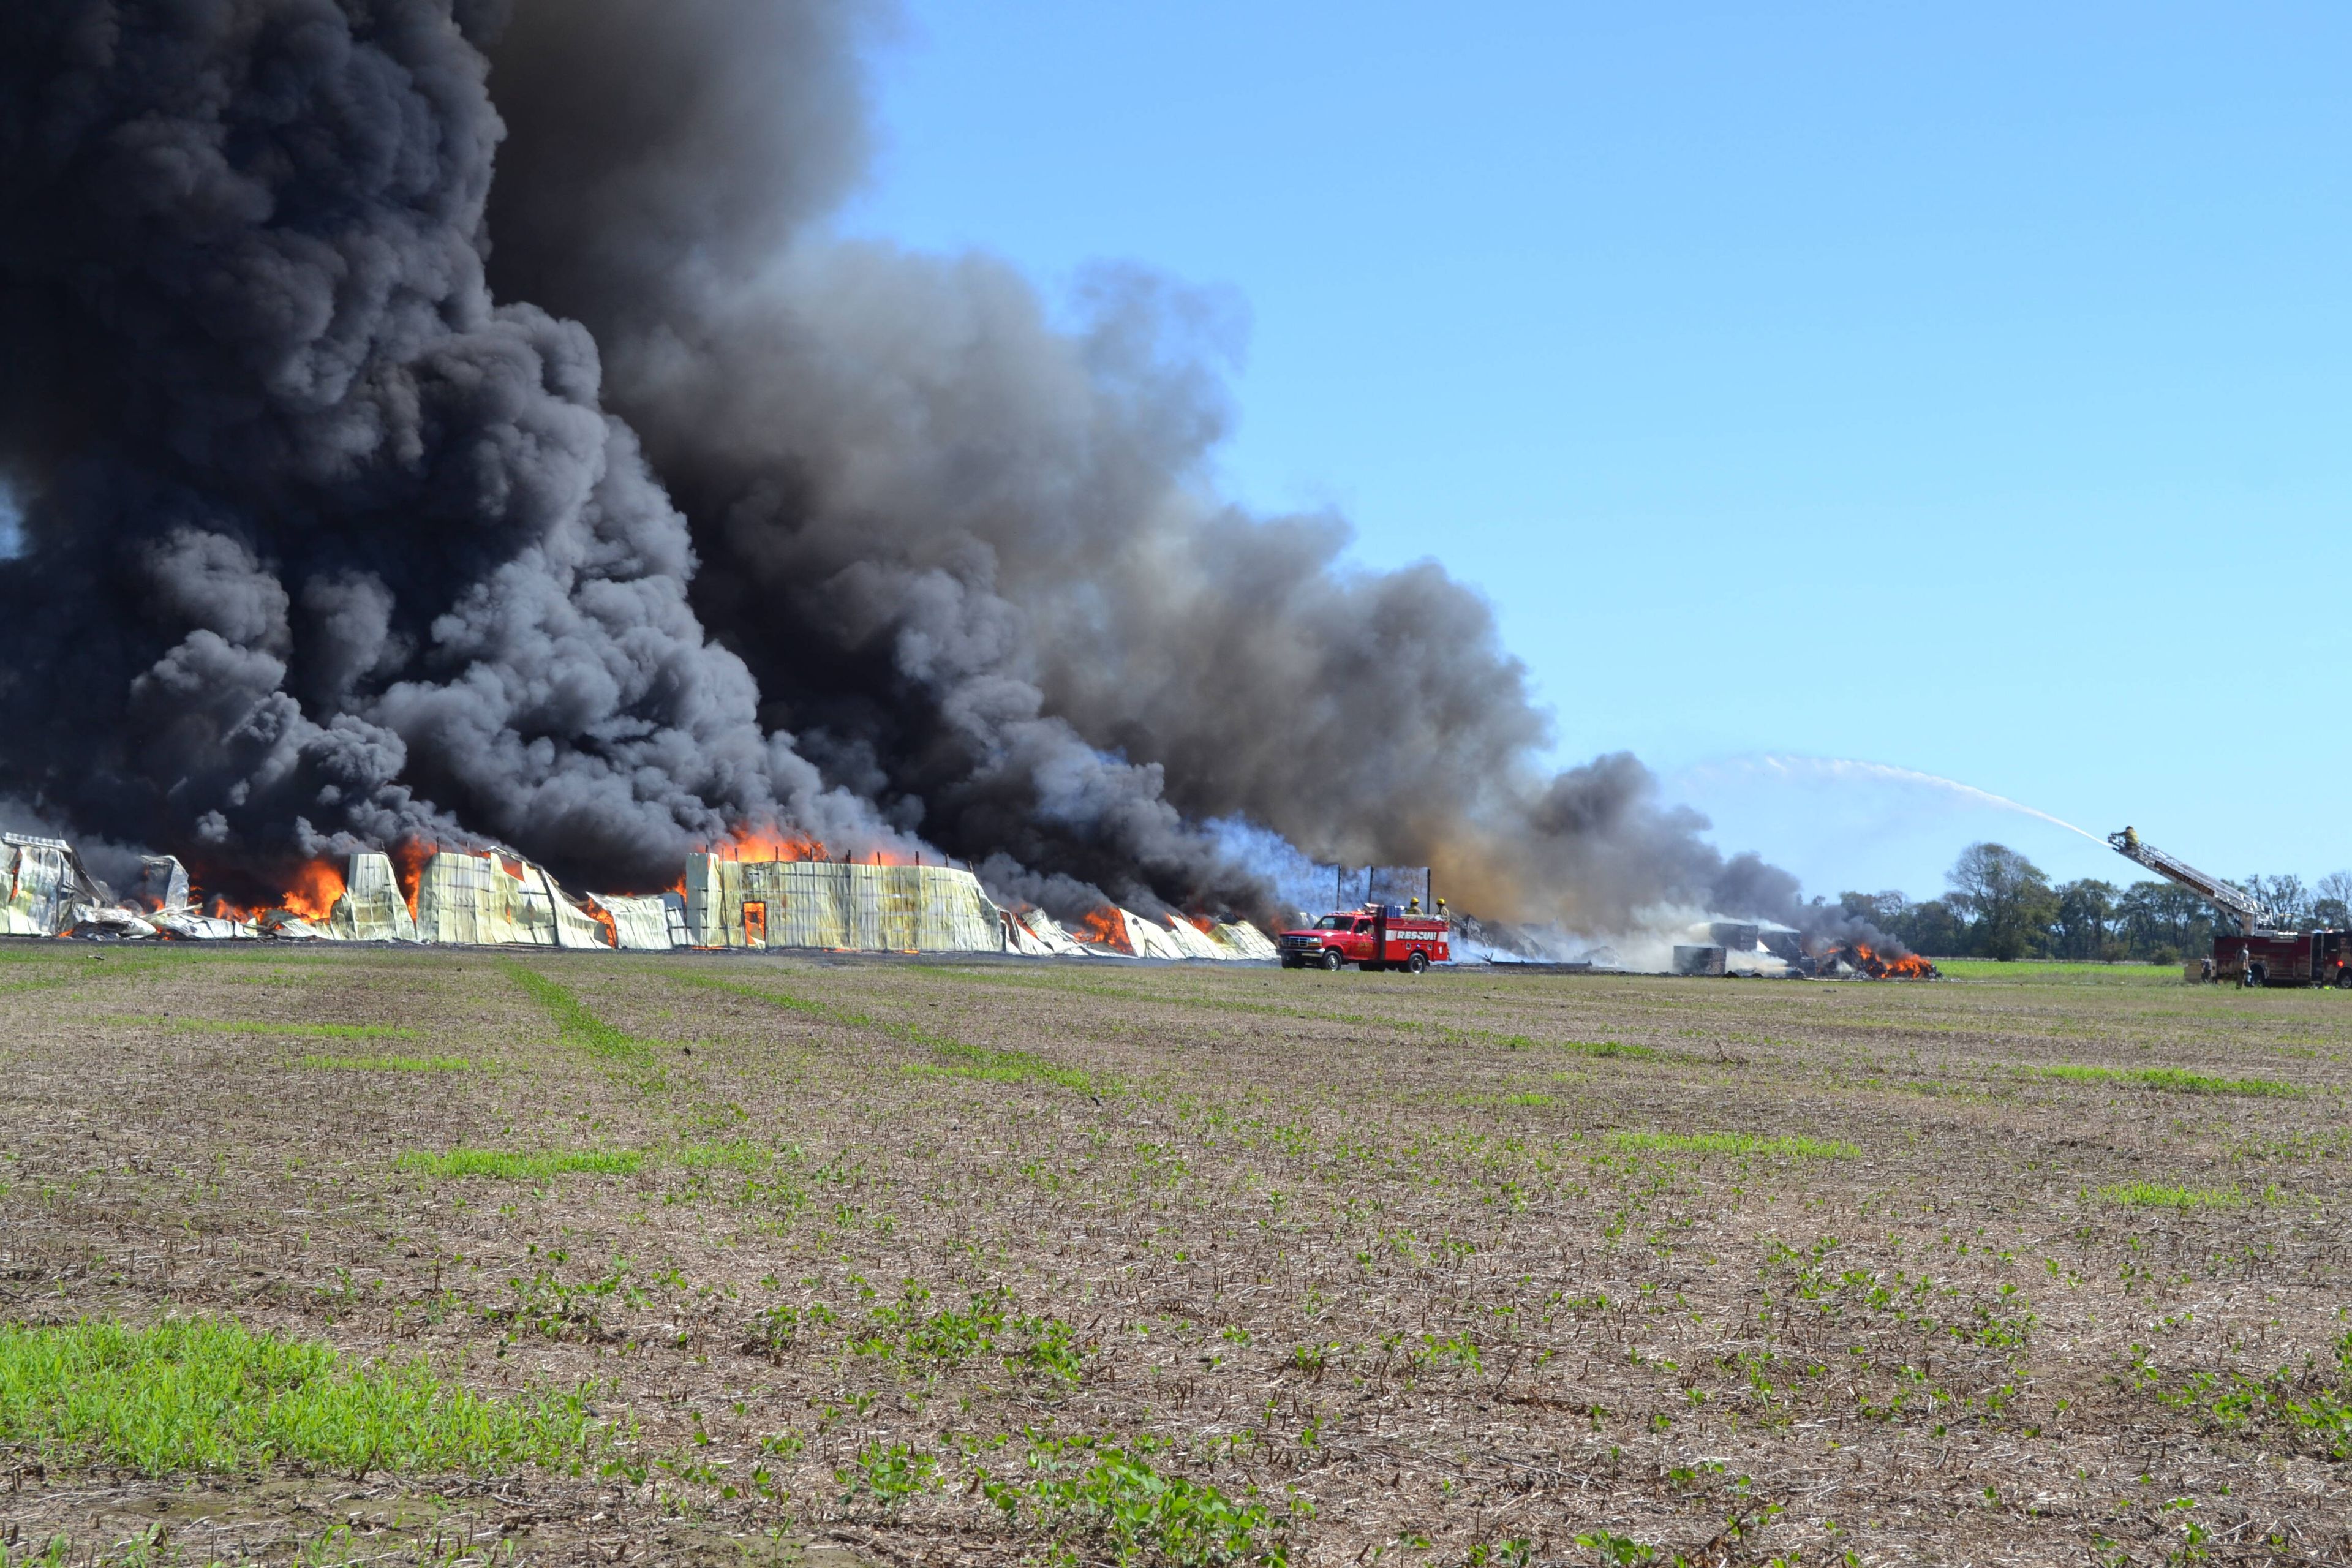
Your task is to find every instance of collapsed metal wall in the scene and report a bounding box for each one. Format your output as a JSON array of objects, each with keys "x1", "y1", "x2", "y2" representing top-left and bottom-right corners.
[
  {"x1": 1012, "y1": 908, "x2": 1091, "y2": 956},
  {"x1": 592, "y1": 894, "x2": 676, "y2": 951},
  {"x1": 1, "y1": 834, "x2": 98, "y2": 937},
  {"x1": 4, "y1": 835, "x2": 1273, "y2": 961},
  {"x1": 1098, "y1": 908, "x2": 1272, "y2": 961},
  {"x1": 1211, "y1": 921, "x2": 1278, "y2": 960},
  {"x1": 1116, "y1": 908, "x2": 1193, "y2": 960},
  {"x1": 329, "y1": 853, "x2": 417, "y2": 942},
  {"x1": 682, "y1": 857, "x2": 1005, "y2": 953},
  {"x1": 411, "y1": 851, "x2": 608, "y2": 949}
]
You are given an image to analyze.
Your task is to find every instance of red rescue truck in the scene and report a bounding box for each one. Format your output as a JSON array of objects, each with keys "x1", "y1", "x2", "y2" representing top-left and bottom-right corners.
[{"x1": 1277, "y1": 903, "x2": 1450, "y2": 973}]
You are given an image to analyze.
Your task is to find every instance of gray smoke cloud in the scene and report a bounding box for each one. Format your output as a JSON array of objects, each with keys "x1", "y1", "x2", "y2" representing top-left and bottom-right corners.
[
  {"x1": 479, "y1": 0, "x2": 1816, "y2": 932},
  {"x1": 0, "y1": 0, "x2": 1860, "y2": 945}
]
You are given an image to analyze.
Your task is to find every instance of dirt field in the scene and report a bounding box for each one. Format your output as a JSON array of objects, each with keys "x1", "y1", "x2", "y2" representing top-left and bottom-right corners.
[{"x1": 4, "y1": 944, "x2": 2350, "y2": 1566}]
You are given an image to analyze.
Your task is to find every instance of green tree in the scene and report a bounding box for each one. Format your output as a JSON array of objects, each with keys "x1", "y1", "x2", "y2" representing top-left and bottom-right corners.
[
  {"x1": 2115, "y1": 880, "x2": 2211, "y2": 962},
  {"x1": 1892, "y1": 897, "x2": 1967, "y2": 958},
  {"x1": 1946, "y1": 842, "x2": 2057, "y2": 961},
  {"x1": 2244, "y1": 873, "x2": 2314, "y2": 929},
  {"x1": 2315, "y1": 870, "x2": 2352, "y2": 931},
  {"x1": 2052, "y1": 879, "x2": 2119, "y2": 960}
]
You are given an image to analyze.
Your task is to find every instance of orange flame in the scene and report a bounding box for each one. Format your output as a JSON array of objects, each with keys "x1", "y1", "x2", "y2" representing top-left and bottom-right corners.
[
  {"x1": 1843, "y1": 940, "x2": 1938, "y2": 980},
  {"x1": 702, "y1": 823, "x2": 945, "y2": 869},
  {"x1": 277, "y1": 860, "x2": 347, "y2": 924},
  {"x1": 1185, "y1": 913, "x2": 1215, "y2": 933},
  {"x1": 390, "y1": 839, "x2": 435, "y2": 919},
  {"x1": 710, "y1": 823, "x2": 828, "y2": 864},
  {"x1": 1077, "y1": 908, "x2": 1129, "y2": 952},
  {"x1": 584, "y1": 899, "x2": 619, "y2": 948}
]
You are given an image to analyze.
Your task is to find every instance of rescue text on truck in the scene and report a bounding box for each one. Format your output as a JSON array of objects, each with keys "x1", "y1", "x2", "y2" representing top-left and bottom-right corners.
[{"x1": 1276, "y1": 903, "x2": 1451, "y2": 973}]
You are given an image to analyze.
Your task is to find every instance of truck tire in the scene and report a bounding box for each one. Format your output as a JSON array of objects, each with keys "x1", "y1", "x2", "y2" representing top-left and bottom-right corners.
[
  {"x1": 1406, "y1": 951, "x2": 1428, "y2": 974},
  {"x1": 2245, "y1": 961, "x2": 2267, "y2": 988},
  {"x1": 2336, "y1": 968, "x2": 2352, "y2": 990},
  {"x1": 1320, "y1": 948, "x2": 1344, "y2": 971}
]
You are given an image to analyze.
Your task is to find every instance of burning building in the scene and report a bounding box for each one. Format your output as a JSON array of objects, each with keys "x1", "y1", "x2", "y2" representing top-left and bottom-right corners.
[
  {"x1": 0, "y1": 827, "x2": 1283, "y2": 961},
  {"x1": 680, "y1": 855, "x2": 1001, "y2": 953},
  {"x1": 4, "y1": 816, "x2": 1292, "y2": 959}
]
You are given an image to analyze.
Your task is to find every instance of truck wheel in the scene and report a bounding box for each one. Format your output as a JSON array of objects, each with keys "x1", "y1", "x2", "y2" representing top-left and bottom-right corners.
[
  {"x1": 2245, "y1": 962, "x2": 2267, "y2": 988},
  {"x1": 1320, "y1": 948, "x2": 1344, "y2": 971},
  {"x1": 1406, "y1": 951, "x2": 1428, "y2": 974},
  {"x1": 2336, "y1": 968, "x2": 2352, "y2": 989}
]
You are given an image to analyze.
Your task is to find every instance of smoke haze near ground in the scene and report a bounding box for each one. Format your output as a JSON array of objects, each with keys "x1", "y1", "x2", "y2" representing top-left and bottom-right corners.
[{"x1": 0, "y1": 0, "x2": 1869, "y2": 944}]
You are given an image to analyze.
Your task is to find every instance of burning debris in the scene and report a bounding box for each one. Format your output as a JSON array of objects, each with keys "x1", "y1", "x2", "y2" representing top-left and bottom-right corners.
[
  {"x1": 1063, "y1": 907, "x2": 1277, "y2": 962},
  {"x1": 1686, "y1": 924, "x2": 1939, "y2": 980},
  {"x1": 1820, "y1": 941, "x2": 1939, "y2": 980},
  {"x1": 1008, "y1": 910, "x2": 1093, "y2": 957},
  {"x1": 1458, "y1": 908, "x2": 1937, "y2": 980}
]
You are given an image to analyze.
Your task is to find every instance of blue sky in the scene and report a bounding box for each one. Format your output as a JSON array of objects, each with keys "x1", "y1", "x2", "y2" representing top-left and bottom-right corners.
[{"x1": 836, "y1": 1, "x2": 2352, "y2": 901}]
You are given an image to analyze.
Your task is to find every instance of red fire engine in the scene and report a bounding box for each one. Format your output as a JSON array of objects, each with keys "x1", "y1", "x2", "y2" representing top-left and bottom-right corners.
[
  {"x1": 1276, "y1": 903, "x2": 1450, "y2": 973},
  {"x1": 2108, "y1": 827, "x2": 2351, "y2": 987}
]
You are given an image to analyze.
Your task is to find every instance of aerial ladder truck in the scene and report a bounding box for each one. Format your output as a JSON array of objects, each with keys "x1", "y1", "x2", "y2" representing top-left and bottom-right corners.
[{"x1": 2108, "y1": 826, "x2": 2350, "y2": 987}]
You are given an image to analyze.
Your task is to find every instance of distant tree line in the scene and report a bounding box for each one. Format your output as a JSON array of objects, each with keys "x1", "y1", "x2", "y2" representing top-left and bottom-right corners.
[{"x1": 1828, "y1": 843, "x2": 2352, "y2": 963}]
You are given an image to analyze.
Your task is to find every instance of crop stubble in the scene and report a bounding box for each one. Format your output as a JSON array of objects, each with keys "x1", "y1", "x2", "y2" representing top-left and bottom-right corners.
[{"x1": 1, "y1": 946, "x2": 2348, "y2": 1565}]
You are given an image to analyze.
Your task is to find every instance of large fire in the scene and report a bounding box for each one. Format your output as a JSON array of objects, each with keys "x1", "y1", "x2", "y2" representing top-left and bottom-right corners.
[
  {"x1": 1838, "y1": 940, "x2": 1939, "y2": 980},
  {"x1": 390, "y1": 839, "x2": 435, "y2": 918},
  {"x1": 278, "y1": 859, "x2": 348, "y2": 923},
  {"x1": 1077, "y1": 908, "x2": 1127, "y2": 951},
  {"x1": 722, "y1": 823, "x2": 827, "y2": 862},
  {"x1": 704, "y1": 823, "x2": 936, "y2": 870},
  {"x1": 195, "y1": 861, "x2": 348, "y2": 927}
]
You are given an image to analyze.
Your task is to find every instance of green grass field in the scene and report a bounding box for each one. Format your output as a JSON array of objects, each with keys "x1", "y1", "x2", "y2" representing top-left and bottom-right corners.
[{"x1": 1932, "y1": 958, "x2": 2185, "y2": 983}]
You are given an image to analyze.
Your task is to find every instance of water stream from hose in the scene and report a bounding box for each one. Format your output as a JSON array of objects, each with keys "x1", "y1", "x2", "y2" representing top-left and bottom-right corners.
[{"x1": 1724, "y1": 755, "x2": 2108, "y2": 845}]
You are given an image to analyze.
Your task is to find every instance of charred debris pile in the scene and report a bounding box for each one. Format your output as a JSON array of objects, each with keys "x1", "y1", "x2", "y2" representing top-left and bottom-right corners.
[{"x1": 1457, "y1": 914, "x2": 1940, "y2": 981}]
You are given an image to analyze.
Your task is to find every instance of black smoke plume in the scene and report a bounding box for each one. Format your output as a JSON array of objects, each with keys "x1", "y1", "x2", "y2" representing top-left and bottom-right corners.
[
  {"x1": 1, "y1": 0, "x2": 1868, "y2": 944},
  {"x1": 0, "y1": 0, "x2": 894, "y2": 900}
]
